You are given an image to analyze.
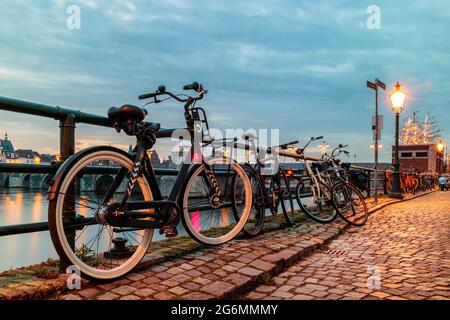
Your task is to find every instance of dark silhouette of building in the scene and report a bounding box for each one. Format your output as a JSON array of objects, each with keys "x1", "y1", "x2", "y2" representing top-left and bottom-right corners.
[
  {"x1": 0, "y1": 133, "x2": 19, "y2": 163},
  {"x1": 17, "y1": 149, "x2": 40, "y2": 164}
]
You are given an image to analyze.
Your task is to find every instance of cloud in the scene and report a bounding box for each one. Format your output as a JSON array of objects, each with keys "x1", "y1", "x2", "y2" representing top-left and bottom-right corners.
[{"x1": 0, "y1": 0, "x2": 449, "y2": 162}]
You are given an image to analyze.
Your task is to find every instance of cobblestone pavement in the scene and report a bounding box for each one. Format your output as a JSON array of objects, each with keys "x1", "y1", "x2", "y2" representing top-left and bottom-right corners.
[
  {"x1": 0, "y1": 191, "x2": 443, "y2": 300},
  {"x1": 56, "y1": 220, "x2": 347, "y2": 300},
  {"x1": 244, "y1": 192, "x2": 450, "y2": 300}
]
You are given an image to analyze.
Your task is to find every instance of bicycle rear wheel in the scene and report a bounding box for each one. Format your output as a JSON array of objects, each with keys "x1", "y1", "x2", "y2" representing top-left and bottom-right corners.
[
  {"x1": 270, "y1": 173, "x2": 295, "y2": 225},
  {"x1": 296, "y1": 178, "x2": 337, "y2": 223},
  {"x1": 48, "y1": 146, "x2": 154, "y2": 280},
  {"x1": 331, "y1": 181, "x2": 368, "y2": 227}
]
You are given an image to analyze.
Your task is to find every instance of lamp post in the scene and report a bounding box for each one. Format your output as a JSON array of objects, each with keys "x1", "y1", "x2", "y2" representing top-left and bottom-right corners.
[
  {"x1": 389, "y1": 82, "x2": 406, "y2": 199},
  {"x1": 436, "y1": 141, "x2": 445, "y2": 173}
]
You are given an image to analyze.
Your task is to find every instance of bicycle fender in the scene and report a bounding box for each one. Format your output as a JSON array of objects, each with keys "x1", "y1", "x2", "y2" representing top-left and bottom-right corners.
[{"x1": 47, "y1": 146, "x2": 132, "y2": 201}]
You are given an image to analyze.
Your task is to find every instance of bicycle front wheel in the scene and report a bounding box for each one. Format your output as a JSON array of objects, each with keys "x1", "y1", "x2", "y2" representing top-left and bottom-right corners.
[
  {"x1": 232, "y1": 164, "x2": 265, "y2": 237},
  {"x1": 331, "y1": 181, "x2": 368, "y2": 227},
  {"x1": 181, "y1": 157, "x2": 252, "y2": 245},
  {"x1": 296, "y1": 178, "x2": 337, "y2": 223}
]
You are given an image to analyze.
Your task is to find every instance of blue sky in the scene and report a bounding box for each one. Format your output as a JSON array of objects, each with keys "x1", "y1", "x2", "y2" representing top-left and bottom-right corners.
[{"x1": 0, "y1": 0, "x2": 449, "y2": 161}]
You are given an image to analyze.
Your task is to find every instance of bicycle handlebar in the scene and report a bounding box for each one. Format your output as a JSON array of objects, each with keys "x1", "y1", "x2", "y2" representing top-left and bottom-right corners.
[
  {"x1": 139, "y1": 83, "x2": 206, "y2": 103},
  {"x1": 183, "y1": 82, "x2": 202, "y2": 92},
  {"x1": 138, "y1": 92, "x2": 158, "y2": 100}
]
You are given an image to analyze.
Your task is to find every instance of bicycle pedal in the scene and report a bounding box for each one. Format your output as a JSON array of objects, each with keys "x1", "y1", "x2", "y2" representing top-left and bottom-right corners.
[{"x1": 159, "y1": 225, "x2": 178, "y2": 238}]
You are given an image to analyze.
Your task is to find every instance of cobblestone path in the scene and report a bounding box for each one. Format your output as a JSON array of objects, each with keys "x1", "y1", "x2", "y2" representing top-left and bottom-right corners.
[
  {"x1": 0, "y1": 191, "x2": 444, "y2": 300},
  {"x1": 244, "y1": 192, "x2": 450, "y2": 300}
]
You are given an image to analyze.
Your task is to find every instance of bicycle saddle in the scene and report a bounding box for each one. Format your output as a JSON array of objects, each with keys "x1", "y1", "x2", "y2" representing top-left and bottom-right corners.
[
  {"x1": 108, "y1": 105, "x2": 146, "y2": 122},
  {"x1": 242, "y1": 133, "x2": 257, "y2": 141}
]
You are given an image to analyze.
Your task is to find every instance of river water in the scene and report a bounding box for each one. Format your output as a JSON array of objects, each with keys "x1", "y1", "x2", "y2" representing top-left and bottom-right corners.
[
  {"x1": 0, "y1": 189, "x2": 57, "y2": 271},
  {"x1": 0, "y1": 188, "x2": 182, "y2": 271}
]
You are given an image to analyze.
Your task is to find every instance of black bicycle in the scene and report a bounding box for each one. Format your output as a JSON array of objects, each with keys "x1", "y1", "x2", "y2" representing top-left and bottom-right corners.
[
  {"x1": 47, "y1": 83, "x2": 252, "y2": 280},
  {"x1": 291, "y1": 137, "x2": 337, "y2": 224},
  {"x1": 318, "y1": 144, "x2": 369, "y2": 227},
  {"x1": 232, "y1": 135, "x2": 297, "y2": 236}
]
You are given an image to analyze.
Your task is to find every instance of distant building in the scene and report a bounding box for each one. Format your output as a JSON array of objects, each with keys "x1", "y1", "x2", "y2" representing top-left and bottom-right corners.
[
  {"x1": 17, "y1": 149, "x2": 40, "y2": 164},
  {"x1": 392, "y1": 144, "x2": 444, "y2": 172},
  {"x1": 40, "y1": 154, "x2": 58, "y2": 164},
  {"x1": 446, "y1": 154, "x2": 450, "y2": 173},
  {"x1": 0, "y1": 133, "x2": 19, "y2": 163}
]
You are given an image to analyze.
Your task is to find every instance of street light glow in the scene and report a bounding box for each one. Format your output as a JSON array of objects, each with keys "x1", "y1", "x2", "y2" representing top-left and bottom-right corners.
[
  {"x1": 390, "y1": 82, "x2": 406, "y2": 114},
  {"x1": 437, "y1": 142, "x2": 445, "y2": 153}
]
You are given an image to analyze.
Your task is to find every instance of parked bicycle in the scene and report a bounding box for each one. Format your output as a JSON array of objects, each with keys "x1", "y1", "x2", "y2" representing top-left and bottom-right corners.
[
  {"x1": 231, "y1": 134, "x2": 298, "y2": 236},
  {"x1": 319, "y1": 144, "x2": 369, "y2": 226},
  {"x1": 292, "y1": 141, "x2": 368, "y2": 226},
  {"x1": 47, "y1": 83, "x2": 253, "y2": 280},
  {"x1": 290, "y1": 137, "x2": 337, "y2": 224}
]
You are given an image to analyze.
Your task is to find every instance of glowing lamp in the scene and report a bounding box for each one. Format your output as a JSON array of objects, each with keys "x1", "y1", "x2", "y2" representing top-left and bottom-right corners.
[{"x1": 390, "y1": 82, "x2": 406, "y2": 114}]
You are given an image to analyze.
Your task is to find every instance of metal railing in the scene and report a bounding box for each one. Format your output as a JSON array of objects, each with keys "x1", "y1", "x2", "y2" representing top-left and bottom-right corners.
[
  {"x1": 0, "y1": 96, "x2": 179, "y2": 238},
  {"x1": 278, "y1": 151, "x2": 389, "y2": 197}
]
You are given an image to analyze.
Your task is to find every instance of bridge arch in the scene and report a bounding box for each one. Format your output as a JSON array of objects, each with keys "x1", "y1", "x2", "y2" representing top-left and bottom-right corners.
[
  {"x1": 22, "y1": 174, "x2": 31, "y2": 188},
  {"x1": 41, "y1": 174, "x2": 52, "y2": 189},
  {"x1": 4, "y1": 175, "x2": 9, "y2": 188}
]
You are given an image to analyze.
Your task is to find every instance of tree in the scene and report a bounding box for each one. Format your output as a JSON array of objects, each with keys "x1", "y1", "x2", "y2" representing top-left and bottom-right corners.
[
  {"x1": 400, "y1": 112, "x2": 442, "y2": 145},
  {"x1": 422, "y1": 114, "x2": 442, "y2": 143}
]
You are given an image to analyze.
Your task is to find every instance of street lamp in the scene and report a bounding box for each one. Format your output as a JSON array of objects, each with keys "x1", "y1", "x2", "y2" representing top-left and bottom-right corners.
[
  {"x1": 389, "y1": 82, "x2": 406, "y2": 199},
  {"x1": 436, "y1": 140, "x2": 445, "y2": 173}
]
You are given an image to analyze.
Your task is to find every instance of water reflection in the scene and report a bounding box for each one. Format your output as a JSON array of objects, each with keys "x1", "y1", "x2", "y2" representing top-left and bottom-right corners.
[{"x1": 0, "y1": 189, "x2": 57, "y2": 271}]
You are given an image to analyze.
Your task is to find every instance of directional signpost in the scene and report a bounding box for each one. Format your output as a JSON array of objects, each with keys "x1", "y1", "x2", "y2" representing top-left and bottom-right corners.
[{"x1": 367, "y1": 78, "x2": 385, "y2": 204}]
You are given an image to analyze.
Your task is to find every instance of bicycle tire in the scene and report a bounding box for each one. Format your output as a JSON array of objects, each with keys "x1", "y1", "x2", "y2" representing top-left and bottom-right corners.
[{"x1": 331, "y1": 181, "x2": 368, "y2": 227}]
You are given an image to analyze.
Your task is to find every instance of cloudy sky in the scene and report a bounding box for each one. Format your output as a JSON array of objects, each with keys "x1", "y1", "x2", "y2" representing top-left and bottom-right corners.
[{"x1": 0, "y1": 0, "x2": 449, "y2": 161}]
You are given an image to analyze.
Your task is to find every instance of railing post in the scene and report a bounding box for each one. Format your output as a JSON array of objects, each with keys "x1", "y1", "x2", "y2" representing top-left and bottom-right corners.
[
  {"x1": 59, "y1": 114, "x2": 76, "y2": 272},
  {"x1": 59, "y1": 114, "x2": 76, "y2": 160}
]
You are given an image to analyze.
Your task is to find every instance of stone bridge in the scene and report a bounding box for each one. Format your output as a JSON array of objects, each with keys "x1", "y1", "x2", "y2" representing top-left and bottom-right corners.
[
  {"x1": 0, "y1": 172, "x2": 52, "y2": 189},
  {"x1": 0, "y1": 172, "x2": 176, "y2": 195}
]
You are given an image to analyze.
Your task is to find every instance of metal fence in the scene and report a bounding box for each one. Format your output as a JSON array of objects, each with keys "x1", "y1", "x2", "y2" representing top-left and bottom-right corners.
[
  {"x1": 0, "y1": 96, "x2": 180, "y2": 238},
  {"x1": 0, "y1": 95, "x2": 388, "y2": 243}
]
